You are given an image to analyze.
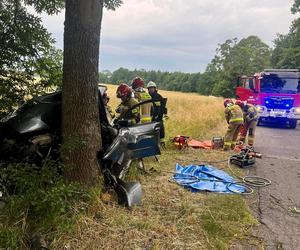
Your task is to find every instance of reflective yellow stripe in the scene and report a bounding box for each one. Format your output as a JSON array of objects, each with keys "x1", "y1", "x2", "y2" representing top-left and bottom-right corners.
[
  {"x1": 140, "y1": 92, "x2": 151, "y2": 100},
  {"x1": 154, "y1": 101, "x2": 161, "y2": 106},
  {"x1": 224, "y1": 142, "x2": 231, "y2": 146},
  {"x1": 132, "y1": 108, "x2": 139, "y2": 114},
  {"x1": 229, "y1": 118, "x2": 244, "y2": 123},
  {"x1": 141, "y1": 116, "x2": 152, "y2": 123}
]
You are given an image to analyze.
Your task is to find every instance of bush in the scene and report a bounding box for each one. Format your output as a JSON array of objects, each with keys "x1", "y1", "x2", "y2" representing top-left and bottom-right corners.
[{"x1": 0, "y1": 159, "x2": 98, "y2": 249}]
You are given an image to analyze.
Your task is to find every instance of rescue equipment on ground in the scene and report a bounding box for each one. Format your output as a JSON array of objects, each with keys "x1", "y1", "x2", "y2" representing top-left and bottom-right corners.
[
  {"x1": 212, "y1": 136, "x2": 224, "y2": 149},
  {"x1": 167, "y1": 154, "x2": 271, "y2": 195},
  {"x1": 170, "y1": 163, "x2": 250, "y2": 194},
  {"x1": 188, "y1": 139, "x2": 212, "y2": 149},
  {"x1": 172, "y1": 135, "x2": 224, "y2": 150},
  {"x1": 230, "y1": 145, "x2": 262, "y2": 168},
  {"x1": 227, "y1": 153, "x2": 271, "y2": 188},
  {"x1": 172, "y1": 135, "x2": 189, "y2": 149}
]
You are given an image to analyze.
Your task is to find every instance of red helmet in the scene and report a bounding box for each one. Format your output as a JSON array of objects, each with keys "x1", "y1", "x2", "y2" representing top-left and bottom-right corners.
[
  {"x1": 116, "y1": 83, "x2": 131, "y2": 98},
  {"x1": 224, "y1": 98, "x2": 233, "y2": 107},
  {"x1": 131, "y1": 77, "x2": 144, "y2": 90},
  {"x1": 235, "y1": 100, "x2": 245, "y2": 108}
]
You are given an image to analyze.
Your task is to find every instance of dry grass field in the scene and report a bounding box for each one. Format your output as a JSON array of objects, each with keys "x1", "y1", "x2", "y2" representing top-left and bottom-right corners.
[
  {"x1": 107, "y1": 84, "x2": 226, "y2": 140},
  {"x1": 56, "y1": 85, "x2": 258, "y2": 250}
]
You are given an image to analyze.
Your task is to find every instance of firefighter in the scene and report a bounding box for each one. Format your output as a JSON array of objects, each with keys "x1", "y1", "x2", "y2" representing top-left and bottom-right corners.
[
  {"x1": 131, "y1": 77, "x2": 152, "y2": 124},
  {"x1": 223, "y1": 99, "x2": 244, "y2": 151},
  {"x1": 115, "y1": 83, "x2": 139, "y2": 125},
  {"x1": 147, "y1": 81, "x2": 167, "y2": 142},
  {"x1": 235, "y1": 100, "x2": 258, "y2": 147},
  {"x1": 102, "y1": 92, "x2": 115, "y2": 119}
]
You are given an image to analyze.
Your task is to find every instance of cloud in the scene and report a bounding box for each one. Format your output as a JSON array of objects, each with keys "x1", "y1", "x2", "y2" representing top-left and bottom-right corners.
[{"x1": 41, "y1": 0, "x2": 295, "y2": 72}]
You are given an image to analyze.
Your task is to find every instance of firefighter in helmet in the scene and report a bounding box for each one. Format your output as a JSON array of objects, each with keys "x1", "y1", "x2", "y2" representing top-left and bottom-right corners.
[
  {"x1": 147, "y1": 81, "x2": 167, "y2": 142},
  {"x1": 131, "y1": 77, "x2": 152, "y2": 124},
  {"x1": 115, "y1": 83, "x2": 139, "y2": 125},
  {"x1": 223, "y1": 99, "x2": 244, "y2": 150},
  {"x1": 235, "y1": 100, "x2": 258, "y2": 147}
]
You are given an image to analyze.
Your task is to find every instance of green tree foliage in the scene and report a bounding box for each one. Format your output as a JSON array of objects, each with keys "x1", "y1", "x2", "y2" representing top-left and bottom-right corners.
[
  {"x1": 22, "y1": 0, "x2": 122, "y2": 13},
  {"x1": 272, "y1": 0, "x2": 300, "y2": 68},
  {"x1": 207, "y1": 36, "x2": 271, "y2": 97},
  {"x1": 23, "y1": 0, "x2": 64, "y2": 14},
  {"x1": 291, "y1": 0, "x2": 300, "y2": 14},
  {"x1": 0, "y1": 0, "x2": 123, "y2": 118},
  {"x1": 104, "y1": 0, "x2": 123, "y2": 10},
  {"x1": 0, "y1": 0, "x2": 63, "y2": 117},
  {"x1": 272, "y1": 20, "x2": 300, "y2": 68},
  {"x1": 99, "y1": 68, "x2": 207, "y2": 94}
]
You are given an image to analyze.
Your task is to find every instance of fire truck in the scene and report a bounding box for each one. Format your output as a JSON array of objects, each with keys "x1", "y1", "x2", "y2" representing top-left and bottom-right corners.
[{"x1": 236, "y1": 69, "x2": 300, "y2": 128}]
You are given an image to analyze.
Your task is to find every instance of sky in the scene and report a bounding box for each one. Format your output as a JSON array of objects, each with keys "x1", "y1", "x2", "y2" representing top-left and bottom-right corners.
[{"x1": 41, "y1": 0, "x2": 297, "y2": 73}]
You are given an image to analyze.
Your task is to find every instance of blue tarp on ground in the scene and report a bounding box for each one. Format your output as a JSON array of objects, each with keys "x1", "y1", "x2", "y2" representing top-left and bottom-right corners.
[{"x1": 172, "y1": 163, "x2": 245, "y2": 194}]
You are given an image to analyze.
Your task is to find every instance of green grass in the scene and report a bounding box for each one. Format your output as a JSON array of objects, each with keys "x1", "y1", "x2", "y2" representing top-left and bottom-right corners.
[
  {"x1": 0, "y1": 88, "x2": 259, "y2": 249},
  {"x1": 201, "y1": 195, "x2": 257, "y2": 249},
  {"x1": 0, "y1": 160, "x2": 103, "y2": 249},
  {"x1": 52, "y1": 145, "x2": 258, "y2": 250}
]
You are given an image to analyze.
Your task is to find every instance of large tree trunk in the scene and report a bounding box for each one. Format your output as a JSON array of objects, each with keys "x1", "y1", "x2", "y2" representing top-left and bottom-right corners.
[{"x1": 62, "y1": 0, "x2": 103, "y2": 185}]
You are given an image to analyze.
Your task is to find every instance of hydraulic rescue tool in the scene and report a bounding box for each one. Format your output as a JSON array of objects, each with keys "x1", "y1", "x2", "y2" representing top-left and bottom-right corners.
[{"x1": 230, "y1": 146, "x2": 262, "y2": 168}]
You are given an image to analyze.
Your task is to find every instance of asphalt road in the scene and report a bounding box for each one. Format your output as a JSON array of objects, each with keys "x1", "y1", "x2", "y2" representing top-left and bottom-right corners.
[{"x1": 253, "y1": 122, "x2": 300, "y2": 249}]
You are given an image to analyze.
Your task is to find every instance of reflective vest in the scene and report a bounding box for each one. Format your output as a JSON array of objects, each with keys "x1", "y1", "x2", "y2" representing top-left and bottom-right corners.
[
  {"x1": 135, "y1": 90, "x2": 152, "y2": 124},
  {"x1": 225, "y1": 104, "x2": 244, "y2": 124},
  {"x1": 244, "y1": 104, "x2": 258, "y2": 123},
  {"x1": 150, "y1": 91, "x2": 166, "y2": 118},
  {"x1": 116, "y1": 97, "x2": 139, "y2": 125}
]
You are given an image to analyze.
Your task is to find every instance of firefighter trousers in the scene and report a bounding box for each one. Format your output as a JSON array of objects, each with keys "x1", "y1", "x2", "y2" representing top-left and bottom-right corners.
[
  {"x1": 239, "y1": 120, "x2": 257, "y2": 146},
  {"x1": 224, "y1": 123, "x2": 243, "y2": 150}
]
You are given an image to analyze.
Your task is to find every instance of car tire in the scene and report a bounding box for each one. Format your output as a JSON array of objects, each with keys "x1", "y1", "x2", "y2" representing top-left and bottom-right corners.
[{"x1": 289, "y1": 119, "x2": 298, "y2": 129}]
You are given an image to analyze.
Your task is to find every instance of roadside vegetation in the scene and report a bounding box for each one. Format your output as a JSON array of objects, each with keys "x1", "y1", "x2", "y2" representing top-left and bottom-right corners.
[
  {"x1": 0, "y1": 86, "x2": 258, "y2": 249},
  {"x1": 56, "y1": 86, "x2": 257, "y2": 249},
  {"x1": 1, "y1": 0, "x2": 300, "y2": 248}
]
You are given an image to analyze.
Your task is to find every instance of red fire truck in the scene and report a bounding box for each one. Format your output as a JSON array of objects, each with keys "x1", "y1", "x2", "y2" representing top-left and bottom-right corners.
[{"x1": 236, "y1": 69, "x2": 300, "y2": 128}]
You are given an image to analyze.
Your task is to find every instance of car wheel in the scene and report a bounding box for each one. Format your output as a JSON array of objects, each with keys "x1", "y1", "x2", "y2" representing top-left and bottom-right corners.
[{"x1": 289, "y1": 119, "x2": 298, "y2": 129}]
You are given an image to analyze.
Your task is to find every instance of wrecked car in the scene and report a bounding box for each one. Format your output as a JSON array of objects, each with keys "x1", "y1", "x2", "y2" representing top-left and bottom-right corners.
[{"x1": 0, "y1": 85, "x2": 167, "y2": 206}]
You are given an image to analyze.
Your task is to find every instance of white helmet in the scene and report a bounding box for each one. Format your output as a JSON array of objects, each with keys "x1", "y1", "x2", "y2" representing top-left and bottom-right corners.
[{"x1": 147, "y1": 81, "x2": 157, "y2": 88}]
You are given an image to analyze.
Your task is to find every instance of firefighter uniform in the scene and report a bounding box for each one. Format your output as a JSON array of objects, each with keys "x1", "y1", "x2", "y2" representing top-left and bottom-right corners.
[
  {"x1": 149, "y1": 90, "x2": 167, "y2": 139},
  {"x1": 105, "y1": 105, "x2": 115, "y2": 125},
  {"x1": 135, "y1": 90, "x2": 152, "y2": 124},
  {"x1": 106, "y1": 105, "x2": 115, "y2": 118},
  {"x1": 239, "y1": 104, "x2": 258, "y2": 146},
  {"x1": 116, "y1": 97, "x2": 139, "y2": 125},
  {"x1": 224, "y1": 104, "x2": 244, "y2": 150}
]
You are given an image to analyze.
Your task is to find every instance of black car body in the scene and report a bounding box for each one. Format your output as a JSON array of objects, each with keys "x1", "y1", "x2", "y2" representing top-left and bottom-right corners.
[{"x1": 0, "y1": 86, "x2": 166, "y2": 206}]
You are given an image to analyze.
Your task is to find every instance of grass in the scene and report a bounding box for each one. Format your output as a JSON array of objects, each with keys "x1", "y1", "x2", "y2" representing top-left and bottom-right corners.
[
  {"x1": 0, "y1": 160, "x2": 104, "y2": 249},
  {"x1": 51, "y1": 85, "x2": 258, "y2": 249},
  {"x1": 0, "y1": 85, "x2": 257, "y2": 249},
  {"x1": 107, "y1": 85, "x2": 225, "y2": 139}
]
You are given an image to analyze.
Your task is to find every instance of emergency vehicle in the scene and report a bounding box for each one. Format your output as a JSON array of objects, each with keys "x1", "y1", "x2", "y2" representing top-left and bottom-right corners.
[{"x1": 236, "y1": 69, "x2": 300, "y2": 128}]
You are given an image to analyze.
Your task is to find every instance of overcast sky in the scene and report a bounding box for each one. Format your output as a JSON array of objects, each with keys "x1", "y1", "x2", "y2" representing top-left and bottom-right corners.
[{"x1": 41, "y1": 0, "x2": 297, "y2": 73}]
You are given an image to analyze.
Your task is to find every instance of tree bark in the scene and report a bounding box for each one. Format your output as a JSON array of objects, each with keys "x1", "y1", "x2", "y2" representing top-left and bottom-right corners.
[{"x1": 62, "y1": 0, "x2": 103, "y2": 186}]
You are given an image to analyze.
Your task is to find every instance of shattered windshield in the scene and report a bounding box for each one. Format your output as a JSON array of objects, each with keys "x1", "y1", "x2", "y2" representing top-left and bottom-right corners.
[{"x1": 260, "y1": 73, "x2": 300, "y2": 94}]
